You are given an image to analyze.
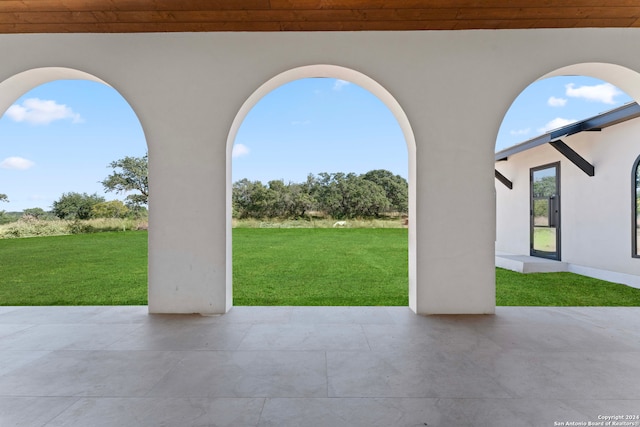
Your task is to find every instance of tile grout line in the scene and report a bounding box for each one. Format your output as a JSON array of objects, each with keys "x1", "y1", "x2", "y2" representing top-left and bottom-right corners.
[
  {"x1": 360, "y1": 323, "x2": 373, "y2": 352},
  {"x1": 39, "y1": 396, "x2": 82, "y2": 427},
  {"x1": 256, "y1": 397, "x2": 268, "y2": 427},
  {"x1": 325, "y1": 351, "x2": 329, "y2": 398}
]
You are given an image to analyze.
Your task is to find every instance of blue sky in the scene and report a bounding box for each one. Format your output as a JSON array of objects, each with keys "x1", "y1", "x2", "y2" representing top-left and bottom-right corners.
[
  {"x1": 495, "y1": 76, "x2": 633, "y2": 151},
  {"x1": 0, "y1": 76, "x2": 634, "y2": 212},
  {"x1": 0, "y1": 81, "x2": 146, "y2": 212},
  {"x1": 232, "y1": 78, "x2": 407, "y2": 185}
]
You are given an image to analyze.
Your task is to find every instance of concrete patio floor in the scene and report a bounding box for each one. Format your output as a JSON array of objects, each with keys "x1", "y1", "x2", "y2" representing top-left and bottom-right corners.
[{"x1": 0, "y1": 305, "x2": 639, "y2": 427}]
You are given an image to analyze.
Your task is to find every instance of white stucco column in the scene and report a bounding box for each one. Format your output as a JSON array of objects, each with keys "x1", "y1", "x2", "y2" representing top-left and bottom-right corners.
[{"x1": 1, "y1": 29, "x2": 639, "y2": 314}]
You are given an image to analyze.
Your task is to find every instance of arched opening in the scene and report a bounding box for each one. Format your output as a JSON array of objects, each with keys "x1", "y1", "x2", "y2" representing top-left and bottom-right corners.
[
  {"x1": 495, "y1": 63, "x2": 640, "y2": 297},
  {"x1": 0, "y1": 67, "x2": 149, "y2": 305},
  {"x1": 226, "y1": 65, "x2": 417, "y2": 311}
]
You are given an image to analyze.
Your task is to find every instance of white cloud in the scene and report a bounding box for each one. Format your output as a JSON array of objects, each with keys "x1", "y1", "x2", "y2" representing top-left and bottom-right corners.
[
  {"x1": 232, "y1": 143, "x2": 250, "y2": 158},
  {"x1": 5, "y1": 98, "x2": 82, "y2": 125},
  {"x1": 0, "y1": 156, "x2": 35, "y2": 170},
  {"x1": 538, "y1": 117, "x2": 577, "y2": 134},
  {"x1": 510, "y1": 128, "x2": 531, "y2": 136},
  {"x1": 332, "y1": 79, "x2": 351, "y2": 91},
  {"x1": 548, "y1": 96, "x2": 567, "y2": 107},
  {"x1": 565, "y1": 82, "x2": 622, "y2": 104}
]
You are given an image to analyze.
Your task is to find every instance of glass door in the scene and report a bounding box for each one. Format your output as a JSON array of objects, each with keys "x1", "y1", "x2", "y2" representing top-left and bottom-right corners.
[
  {"x1": 634, "y1": 157, "x2": 640, "y2": 257},
  {"x1": 531, "y1": 163, "x2": 560, "y2": 260}
]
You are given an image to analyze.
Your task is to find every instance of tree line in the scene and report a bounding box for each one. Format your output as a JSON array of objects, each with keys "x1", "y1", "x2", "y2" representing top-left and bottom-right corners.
[
  {"x1": 50, "y1": 154, "x2": 149, "y2": 220},
  {"x1": 3, "y1": 154, "x2": 408, "y2": 222},
  {"x1": 233, "y1": 169, "x2": 408, "y2": 220},
  {"x1": 1, "y1": 154, "x2": 148, "y2": 223}
]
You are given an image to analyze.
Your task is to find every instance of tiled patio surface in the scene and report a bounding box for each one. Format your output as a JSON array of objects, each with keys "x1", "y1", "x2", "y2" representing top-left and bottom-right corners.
[{"x1": 0, "y1": 305, "x2": 638, "y2": 426}]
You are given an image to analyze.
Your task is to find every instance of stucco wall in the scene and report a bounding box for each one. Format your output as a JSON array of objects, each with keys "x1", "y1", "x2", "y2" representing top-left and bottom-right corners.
[
  {"x1": 496, "y1": 119, "x2": 640, "y2": 280},
  {"x1": 1, "y1": 29, "x2": 640, "y2": 314}
]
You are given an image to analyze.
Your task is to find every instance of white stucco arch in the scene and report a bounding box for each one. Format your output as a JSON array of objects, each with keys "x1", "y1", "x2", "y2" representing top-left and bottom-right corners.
[
  {"x1": 542, "y1": 63, "x2": 640, "y2": 103},
  {"x1": 495, "y1": 62, "x2": 640, "y2": 156},
  {"x1": 225, "y1": 64, "x2": 418, "y2": 310},
  {"x1": 0, "y1": 67, "x2": 108, "y2": 118},
  {"x1": 0, "y1": 67, "x2": 149, "y2": 152},
  {"x1": 495, "y1": 62, "x2": 640, "y2": 285},
  {"x1": 0, "y1": 66, "x2": 151, "y2": 290},
  {"x1": 4, "y1": 30, "x2": 640, "y2": 315}
]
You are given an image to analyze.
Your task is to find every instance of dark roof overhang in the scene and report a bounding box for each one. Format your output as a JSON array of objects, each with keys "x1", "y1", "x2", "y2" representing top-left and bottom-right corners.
[{"x1": 495, "y1": 102, "x2": 640, "y2": 162}]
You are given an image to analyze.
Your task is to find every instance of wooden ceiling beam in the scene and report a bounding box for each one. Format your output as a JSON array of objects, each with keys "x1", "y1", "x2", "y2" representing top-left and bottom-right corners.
[
  {"x1": 1, "y1": 1, "x2": 640, "y2": 33},
  {"x1": 4, "y1": 0, "x2": 640, "y2": 11},
  {"x1": 456, "y1": 7, "x2": 640, "y2": 20},
  {"x1": 0, "y1": 1, "x2": 272, "y2": 13},
  {"x1": 2, "y1": 18, "x2": 638, "y2": 34},
  {"x1": 269, "y1": 0, "x2": 640, "y2": 9},
  {"x1": 4, "y1": 7, "x2": 640, "y2": 25},
  {"x1": 0, "y1": 9, "x2": 465, "y2": 25}
]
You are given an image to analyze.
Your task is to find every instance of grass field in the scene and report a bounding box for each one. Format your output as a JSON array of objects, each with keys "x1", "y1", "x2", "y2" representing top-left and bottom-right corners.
[
  {"x1": 496, "y1": 268, "x2": 640, "y2": 306},
  {"x1": 233, "y1": 228, "x2": 408, "y2": 305},
  {"x1": 0, "y1": 231, "x2": 147, "y2": 305},
  {"x1": 1, "y1": 230, "x2": 639, "y2": 306}
]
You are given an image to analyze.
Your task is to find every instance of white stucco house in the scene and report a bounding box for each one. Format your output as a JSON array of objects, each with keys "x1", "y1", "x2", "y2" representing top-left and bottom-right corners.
[{"x1": 495, "y1": 102, "x2": 640, "y2": 288}]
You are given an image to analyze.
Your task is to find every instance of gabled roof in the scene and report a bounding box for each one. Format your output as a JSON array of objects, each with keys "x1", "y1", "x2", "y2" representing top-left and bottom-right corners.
[
  {"x1": 1, "y1": 1, "x2": 640, "y2": 33},
  {"x1": 495, "y1": 102, "x2": 640, "y2": 162}
]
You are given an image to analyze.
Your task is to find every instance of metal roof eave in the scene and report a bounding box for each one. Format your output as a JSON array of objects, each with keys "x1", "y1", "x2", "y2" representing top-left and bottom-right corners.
[{"x1": 495, "y1": 102, "x2": 640, "y2": 162}]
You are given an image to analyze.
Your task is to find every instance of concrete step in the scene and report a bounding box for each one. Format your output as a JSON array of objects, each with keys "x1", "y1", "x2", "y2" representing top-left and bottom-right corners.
[{"x1": 495, "y1": 252, "x2": 568, "y2": 273}]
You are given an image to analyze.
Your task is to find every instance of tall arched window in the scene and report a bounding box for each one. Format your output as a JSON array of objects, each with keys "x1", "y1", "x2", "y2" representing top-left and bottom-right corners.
[{"x1": 634, "y1": 156, "x2": 640, "y2": 258}]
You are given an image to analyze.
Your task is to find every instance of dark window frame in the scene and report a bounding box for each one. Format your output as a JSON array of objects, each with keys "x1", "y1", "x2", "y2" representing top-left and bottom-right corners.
[
  {"x1": 633, "y1": 155, "x2": 640, "y2": 258},
  {"x1": 530, "y1": 161, "x2": 561, "y2": 261}
]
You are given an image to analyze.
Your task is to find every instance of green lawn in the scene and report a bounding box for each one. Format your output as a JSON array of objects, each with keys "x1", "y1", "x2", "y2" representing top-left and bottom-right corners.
[
  {"x1": 1, "y1": 229, "x2": 639, "y2": 306},
  {"x1": 233, "y1": 228, "x2": 408, "y2": 305},
  {"x1": 496, "y1": 268, "x2": 640, "y2": 306},
  {"x1": 0, "y1": 231, "x2": 148, "y2": 305}
]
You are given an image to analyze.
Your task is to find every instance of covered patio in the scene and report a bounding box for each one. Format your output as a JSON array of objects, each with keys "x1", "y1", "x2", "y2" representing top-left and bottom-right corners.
[
  {"x1": 1, "y1": 305, "x2": 639, "y2": 426},
  {"x1": 2, "y1": 2, "x2": 640, "y2": 425}
]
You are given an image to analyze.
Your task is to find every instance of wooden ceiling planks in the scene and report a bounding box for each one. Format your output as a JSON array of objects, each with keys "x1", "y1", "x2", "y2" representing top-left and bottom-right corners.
[{"x1": 1, "y1": 1, "x2": 640, "y2": 33}]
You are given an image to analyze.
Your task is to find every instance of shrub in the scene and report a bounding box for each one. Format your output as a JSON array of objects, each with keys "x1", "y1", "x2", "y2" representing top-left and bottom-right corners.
[
  {"x1": 52, "y1": 192, "x2": 105, "y2": 220},
  {"x1": 0, "y1": 217, "x2": 68, "y2": 238},
  {"x1": 91, "y1": 200, "x2": 130, "y2": 219},
  {"x1": 0, "y1": 217, "x2": 143, "y2": 239},
  {"x1": 68, "y1": 219, "x2": 96, "y2": 234}
]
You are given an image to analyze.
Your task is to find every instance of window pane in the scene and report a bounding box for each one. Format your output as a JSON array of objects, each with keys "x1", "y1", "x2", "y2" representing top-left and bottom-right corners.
[
  {"x1": 534, "y1": 227, "x2": 556, "y2": 252},
  {"x1": 531, "y1": 165, "x2": 558, "y2": 258},
  {"x1": 636, "y1": 161, "x2": 639, "y2": 256},
  {"x1": 532, "y1": 171, "x2": 557, "y2": 198},
  {"x1": 533, "y1": 198, "x2": 549, "y2": 226}
]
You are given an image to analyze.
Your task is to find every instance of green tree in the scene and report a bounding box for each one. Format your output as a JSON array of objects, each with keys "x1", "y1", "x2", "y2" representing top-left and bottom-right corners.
[
  {"x1": 52, "y1": 192, "x2": 105, "y2": 220},
  {"x1": 91, "y1": 200, "x2": 130, "y2": 218},
  {"x1": 265, "y1": 180, "x2": 287, "y2": 218},
  {"x1": 315, "y1": 172, "x2": 390, "y2": 219},
  {"x1": 232, "y1": 179, "x2": 271, "y2": 219},
  {"x1": 23, "y1": 207, "x2": 49, "y2": 219},
  {"x1": 101, "y1": 153, "x2": 148, "y2": 208},
  {"x1": 532, "y1": 176, "x2": 558, "y2": 218},
  {"x1": 0, "y1": 193, "x2": 10, "y2": 224},
  {"x1": 232, "y1": 169, "x2": 406, "y2": 220},
  {"x1": 532, "y1": 176, "x2": 556, "y2": 198},
  {"x1": 362, "y1": 169, "x2": 409, "y2": 214},
  {"x1": 265, "y1": 180, "x2": 317, "y2": 219},
  {"x1": 286, "y1": 182, "x2": 316, "y2": 218}
]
